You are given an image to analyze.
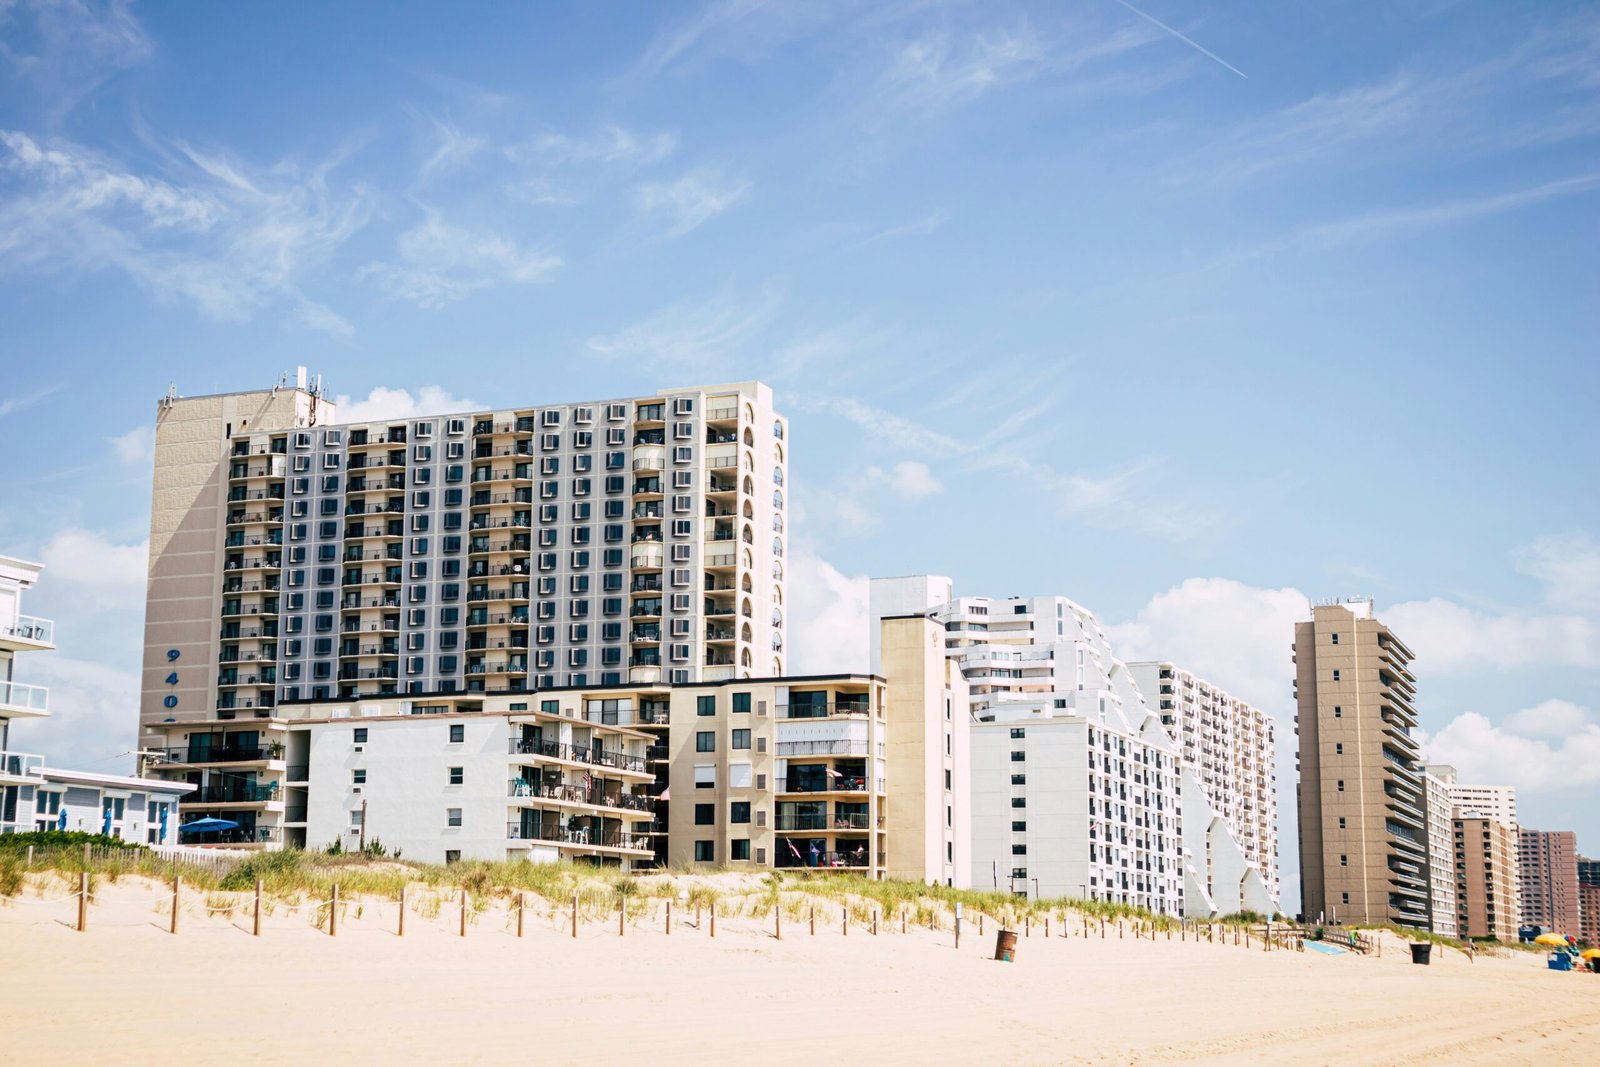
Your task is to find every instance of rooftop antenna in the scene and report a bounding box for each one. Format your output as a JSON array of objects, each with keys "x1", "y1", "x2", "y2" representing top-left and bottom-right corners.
[{"x1": 160, "y1": 383, "x2": 178, "y2": 410}]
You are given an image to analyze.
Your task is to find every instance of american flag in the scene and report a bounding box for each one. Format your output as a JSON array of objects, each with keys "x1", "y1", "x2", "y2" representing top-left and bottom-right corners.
[
  {"x1": 582, "y1": 772, "x2": 592, "y2": 798},
  {"x1": 788, "y1": 840, "x2": 802, "y2": 859}
]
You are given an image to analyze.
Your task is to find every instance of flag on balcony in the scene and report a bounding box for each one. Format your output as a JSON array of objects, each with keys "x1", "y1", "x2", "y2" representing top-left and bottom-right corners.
[
  {"x1": 659, "y1": 787, "x2": 670, "y2": 802},
  {"x1": 582, "y1": 773, "x2": 592, "y2": 795},
  {"x1": 787, "y1": 840, "x2": 801, "y2": 860},
  {"x1": 825, "y1": 768, "x2": 842, "y2": 778}
]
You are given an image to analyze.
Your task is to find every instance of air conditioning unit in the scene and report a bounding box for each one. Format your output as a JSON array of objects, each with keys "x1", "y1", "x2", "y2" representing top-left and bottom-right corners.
[{"x1": 352, "y1": 787, "x2": 362, "y2": 794}]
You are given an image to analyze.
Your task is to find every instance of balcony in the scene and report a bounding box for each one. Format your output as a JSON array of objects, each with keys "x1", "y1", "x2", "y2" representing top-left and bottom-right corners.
[
  {"x1": 162, "y1": 744, "x2": 284, "y2": 765},
  {"x1": 784, "y1": 776, "x2": 868, "y2": 794},
  {"x1": 0, "y1": 681, "x2": 49, "y2": 717},
  {"x1": 775, "y1": 810, "x2": 874, "y2": 832},
  {"x1": 0, "y1": 615, "x2": 54, "y2": 650},
  {"x1": 0, "y1": 749, "x2": 44, "y2": 783},
  {"x1": 776, "y1": 700, "x2": 871, "y2": 720},
  {"x1": 507, "y1": 778, "x2": 654, "y2": 811},
  {"x1": 508, "y1": 738, "x2": 648, "y2": 774},
  {"x1": 505, "y1": 822, "x2": 651, "y2": 853},
  {"x1": 180, "y1": 782, "x2": 280, "y2": 805},
  {"x1": 775, "y1": 850, "x2": 874, "y2": 870},
  {"x1": 776, "y1": 738, "x2": 870, "y2": 758}
]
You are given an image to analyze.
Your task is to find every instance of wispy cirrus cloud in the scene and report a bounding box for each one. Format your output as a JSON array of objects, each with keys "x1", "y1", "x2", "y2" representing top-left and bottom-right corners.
[
  {"x1": 633, "y1": 165, "x2": 749, "y2": 238},
  {"x1": 416, "y1": 113, "x2": 487, "y2": 180},
  {"x1": 0, "y1": 0, "x2": 153, "y2": 122},
  {"x1": 360, "y1": 213, "x2": 561, "y2": 309},
  {"x1": 0, "y1": 130, "x2": 373, "y2": 334},
  {"x1": 520, "y1": 125, "x2": 677, "y2": 167},
  {"x1": 586, "y1": 286, "x2": 781, "y2": 374},
  {"x1": 879, "y1": 23, "x2": 1045, "y2": 110}
]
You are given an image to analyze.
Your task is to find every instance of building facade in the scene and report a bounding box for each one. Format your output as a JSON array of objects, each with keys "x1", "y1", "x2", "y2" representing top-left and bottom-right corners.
[
  {"x1": 1295, "y1": 598, "x2": 1428, "y2": 928},
  {"x1": 1128, "y1": 661, "x2": 1278, "y2": 906},
  {"x1": 1442, "y1": 780, "x2": 1517, "y2": 832},
  {"x1": 1421, "y1": 766, "x2": 1459, "y2": 938},
  {"x1": 1516, "y1": 828, "x2": 1580, "y2": 933},
  {"x1": 1579, "y1": 882, "x2": 1600, "y2": 948},
  {"x1": 2, "y1": 554, "x2": 191, "y2": 843},
  {"x1": 139, "y1": 373, "x2": 789, "y2": 762},
  {"x1": 1455, "y1": 814, "x2": 1520, "y2": 941},
  {"x1": 143, "y1": 617, "x2": 967, "y2": 878}
]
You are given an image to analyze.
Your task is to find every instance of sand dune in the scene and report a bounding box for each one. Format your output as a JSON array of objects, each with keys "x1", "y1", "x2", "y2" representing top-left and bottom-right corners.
[{"x1": 3, "y1": 876, "x2": 1594, "y2": 1065}]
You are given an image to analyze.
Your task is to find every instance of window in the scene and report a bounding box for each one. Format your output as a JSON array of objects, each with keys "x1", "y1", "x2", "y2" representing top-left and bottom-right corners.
[
  {"x1": 1011, "y1": 820, "x2": 1026, "y2": 832},
  {"x1": 1010, "y1": 774, "x2": 1026, "y2": 785},
  {"x1": 449, "y1": 723, "x2": 465, "y2": 743},
  {"x1": 1339, "y1": 817, "x2": 1347, "y2": 829},
  {"x1": 696, "y1": 732, "x2": 715, "y2": 753},
  {"x1": 1337, "y1": 779, "x2": 1345, "y2": 792},
  {"x1": 1332, "y1": 669, "x2": 1341, "y2": 681},
  {"x1": 1334, "y1": 706, "x2": 1342, "y2": 718},
  {"x1": 729, "y1": 763, "x2": 752, "y2": 789},
  {"x1": 1335, "y1": 742, "x2": 1343, "y2": 754},
  {"x1": 695, "y1": 764, "x2": 716, "y2": 789},
  {"x1": 353, "y1": 769, "x2": 367, "y2": 785},
  {"x1": 732, "y1": 692, "x2": 750, "y2": 714},
  {"x1": 731, "y1": 839, "x2": 750, "y2": 862},
  {"x1": 697, "y1": 695, "x2": 715, "y2": 716},
  {"x1": 350, "y1": 809, "x2": 363, "y2": 828},
  {"x1": 731, "y1": 729, "x2": 751, "y2": 750},
  {"x1": 694, "y1": 840, "x2": 714, "y2": 862},
  {"x1": 353, "y1": 728, "x2": 368, "y2": 744},
  {"x1": 1010, "y1": 751, "x2": 1026, "y2": 762},
  {"x1": 694, "y1": 803, "x2": 715, "y2": 825},
  {"x1": 730, "y1": 801, "x2": 750, "y2": 824},
  {"x1": 448, "y1": 767, "x2": 464, "y2": 786},
  {"x1": 447, "y1": 808, "x2": 463, "y2": 827},
  {"x1": 1331, "y1": 633, "x2": 1340, "y2": 645},
  {"x1": 1340, "y1": 854, "x2": 1348, "y2": 867}
]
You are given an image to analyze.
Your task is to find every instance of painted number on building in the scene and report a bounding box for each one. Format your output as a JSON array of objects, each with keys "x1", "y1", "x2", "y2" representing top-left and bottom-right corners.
[{"x1": 165, "y1": 649, "x2": 180, "y2": 710}]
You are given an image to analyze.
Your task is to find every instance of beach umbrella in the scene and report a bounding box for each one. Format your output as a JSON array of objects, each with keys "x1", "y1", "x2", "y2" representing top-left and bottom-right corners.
[
  {"x1": 102, "y1": 807, "x2": 112, "y2": 836},
  {"x1": 1581, "y1": 949, "x2": 1600, "y2": 960},
  {"x1": 1533, "y1": 933, "x2": 1568, "y2": 946},
  {"x1": 179, "y1": 817, "x2": 239, "y2": 834},
  {"x1": 57, "y1": 807, "x2": 67, "y2": 830}
]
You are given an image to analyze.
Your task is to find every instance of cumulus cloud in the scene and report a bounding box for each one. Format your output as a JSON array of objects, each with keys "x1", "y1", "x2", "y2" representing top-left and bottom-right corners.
[
  {"x1": 39, "y1": 528, "x2": 146, "y2": 598},
  {"x1": 1107, "y1": 577, "x2": 1308, "y2": 711},
  {"x1": 1384, "y1": 597, "x2": 1598, "y2": 672},
  {"x1": 331, "y1": 385, "x2": 479, "y2": 424},
  {"x1": 866, "y1": 460, "x2": 944, "y2": 500},
  {"x1": 786, "y1": 549, "x2": 869, "y2": 674},
  {"x1": 1422, "y1": 704, "x2": 1600, "y2": 795},
  {"x1": 106, "y1": 424, "x2": 154, "y2": 465},
  {"x1": 633, "y1": 166, "x2": 748, "y2": 238},
  {"x1": 361, "y1": 214, "x2": 561, "y2": 309}
]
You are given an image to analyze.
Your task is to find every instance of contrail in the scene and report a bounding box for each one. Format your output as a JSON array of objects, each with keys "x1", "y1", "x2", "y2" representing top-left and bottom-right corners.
[{"x1": 1116, "y1": 0, "x2": 1248, "y2": 79}]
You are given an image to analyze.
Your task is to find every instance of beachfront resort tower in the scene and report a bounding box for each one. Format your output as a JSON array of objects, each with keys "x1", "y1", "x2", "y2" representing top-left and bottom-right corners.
[
  {"x1": 1455, "y1": 813, "x2": 1520, "y2": 942},
  {"x1": 1294, "y1": 598, "x2": 1427, "y2": 928},
  {"x1": 1421, "y1": 765, "x2": 1459, "y2": 938},
  {"x1": 140, "y1": 370, "x2": 788, "y2": 845},
  {"x1": 1517, "y1": 828, "x2": 1580, "y2": 935}
]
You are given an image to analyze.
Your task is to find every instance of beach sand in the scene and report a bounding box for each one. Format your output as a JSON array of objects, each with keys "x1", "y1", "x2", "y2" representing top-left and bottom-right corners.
[{"x1": 3, "y1": 876, "x2": 1595, "y2": 1065}]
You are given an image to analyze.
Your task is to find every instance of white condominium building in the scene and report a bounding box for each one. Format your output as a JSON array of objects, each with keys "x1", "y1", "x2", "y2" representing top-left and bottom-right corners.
[
  {"x1": 1, "y1": 554, "x2": 190, "y2": 843},
  {"x1": 1421, "y1": 765, "x2": 1460, "y2": 938},
  {"x1": 139, "y1": 372, "x2": 790, "y2": 838},
  {"x1": 1429, "y1": 770, "x2": 1517, "y2": 832},
  {"x1": 1128, "y1": 661, "x2": 1279, "y2": 907}
]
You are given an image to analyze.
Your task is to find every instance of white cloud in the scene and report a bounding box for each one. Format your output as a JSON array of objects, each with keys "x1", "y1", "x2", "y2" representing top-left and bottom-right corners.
[
  {"x1": 361, "y1": 214, "x2": 561, "y2": 309},
  {"x1": 106, "y1": 424, "x2": 154, "y2": 464},
  {"x1": 866, "y1": 460, "x2": 943, "y2": 500},
  {"x1": 7, "y1": 654, "x2": 140, "y2": 772},
  {"x1": 39, "y1": 528, "x2": 146, "y2": 596},
  {"x1": 418, "y1": 114, "x2": 486, "y2": 179},
  {"x1": 0, "y1": 130, "x2": 372, "y2": 333},
  {"x1": 0, "y1": 383, "x2": 64, "y2": 418},
  {"x1": 0, "y1": 0, "x2": 154, "y2": 122},
  {"x1": 1515, "y1": 532, "x2": 1600, "y2": 612},
  {"x1": 525, "y1": 125, "x2": 677, "y2": 167},
  {"x1": 586, "y1": 287, "x2": 781, "y2": 374},
  {"x1": 1383, "y1": 597, "x2": 1598, "y2": 672},
  {"x1": 633, "y1": 166, "x2": 748, "y2": 238},
  {"x1": 331, "y1": 385, "x2": 479, "y2": 424},
  {"x1": 786, "y1": 549, "x2": 869, "y2": 675},
  {"x1": 1107, "y1": 577, "x2": 1308, "y2": 711},
  {"x1": 1505, "y1": 698, "x2": 1593, "y2": 739},
  {"x1": 880, "y1": 25, "x2": 1045, "y2": 110},
  {"x1": 1422, "y1": 705, "x2": 1600, "y2": 796}
]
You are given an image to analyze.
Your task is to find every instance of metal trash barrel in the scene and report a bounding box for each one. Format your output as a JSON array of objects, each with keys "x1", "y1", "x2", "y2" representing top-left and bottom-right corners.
[
  {"x1": 1409, "y1": 943, "x2": 1431, "y2": 966},
  {"x1": 995, "y1": 929, "x2": 1018, "y2": 962}
]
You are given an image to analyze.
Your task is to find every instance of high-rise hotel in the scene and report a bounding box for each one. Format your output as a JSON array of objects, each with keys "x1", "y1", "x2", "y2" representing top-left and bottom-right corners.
[{"x1": 140, "y1": 372, "x2": 788, "y2": 839}]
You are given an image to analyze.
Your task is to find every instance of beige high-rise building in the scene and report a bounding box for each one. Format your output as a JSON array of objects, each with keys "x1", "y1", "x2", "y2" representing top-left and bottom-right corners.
[
  {"x1": 1455, "y1": 814, "x2": 1519, "y2": 941},
  {"x1": 1443, "y1": 781, "x2": 1517, "y2": 831},
  {"x1": 140, "y1": 372, "x2": 789, "y2": 842},
  {"x1": 1295, "y1": 598, "x2": 1428, "y2": 927},
  {"x1": 1421, "y1": 765, "x2": 1459, "y2": 938},
  {"x1": 1517, "y1": 828, "x2": 1580, "y2": 933}
]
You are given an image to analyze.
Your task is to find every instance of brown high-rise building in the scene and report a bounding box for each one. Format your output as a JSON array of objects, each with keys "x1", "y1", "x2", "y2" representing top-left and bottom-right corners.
[
  {"x1": 1578, "y1": 882, "x2": 1600, "y2": 948},
  {"x1": 1294, "y1": 599, "x2": 1427, "y2": 927},
  {"x1": 1455, "y1": 815, "x2": 1519, "y2": 941},
  {"x1": 1517, "y1": 829, "x2": 1580, "y2": 933}
]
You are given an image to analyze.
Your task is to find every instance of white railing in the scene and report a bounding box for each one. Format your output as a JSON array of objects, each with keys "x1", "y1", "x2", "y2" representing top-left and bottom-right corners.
[
  {"x1": 0, "y1": 615, "x2": 53, "y2": 645},
  {"x1": 0, "y1": 681, "x2": 48, "y2": 712}
]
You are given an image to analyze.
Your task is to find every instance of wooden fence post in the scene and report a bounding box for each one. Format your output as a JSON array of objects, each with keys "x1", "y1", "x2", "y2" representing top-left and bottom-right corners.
[
  {"x1": 873, "y1": 909, "x2": 878, "y2": 936},
  {"x1": 954, "y1": 908, "x2": 961, "y2": 950},
  {"x1": 518, "y1": 892, "x2": 525, "y2": 938},
  {"x1": 618, "y1": 892, "x2": 625, "y2": 938},
  {"x1": 170, "y1": 874, "x2": 180, "y2": 935},
  {"x1": 76, "y1": 871, "x2": 88, "y2": 933},
  {"x1": 710, "y1": 902, "x2": 716, "y2": 939},
  {"x1": 901, "y1": 908, "x2": 906, "y2": 934},
  {"x1": 459, "y1": 889, "x2": 468, "y2": 938},
  {"x1": 330, "y1": 884, "x2": 339, "y2": 936},
  {"x1": 842, "y1": 905, "x2": 847, "y2": 937},
  {"x1": 775, "y1": 903, "x2": 781, "y2": 941},
  {"x1": 572, "y1": 892, "x2": 578, "y2": 939},
  {"x1": 399, "y1": 885, "x2": 406, "y2": 937},
  {"x1": 810, "y1": 905, "x2": 816, "y2": 936},
  {"x1": 253, "y1": 879, "x2": 263, "y2": 937},
  {"x1": 1025, "y1": 915, "x2": 1030, "y2": 938},
  {"x1": 666, "y1": 898, "x2": 672, "y2": 935}
]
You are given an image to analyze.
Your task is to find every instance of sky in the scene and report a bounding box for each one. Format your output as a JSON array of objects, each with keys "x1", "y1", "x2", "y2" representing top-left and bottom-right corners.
[{"x1": 1, "y1": 0, "x2": 1596, "y2": 911}]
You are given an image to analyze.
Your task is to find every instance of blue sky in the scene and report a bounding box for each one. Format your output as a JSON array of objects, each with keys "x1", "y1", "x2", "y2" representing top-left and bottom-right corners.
[{"x1": 1, "y1": 1, "x2": 1596, "y2": 907}]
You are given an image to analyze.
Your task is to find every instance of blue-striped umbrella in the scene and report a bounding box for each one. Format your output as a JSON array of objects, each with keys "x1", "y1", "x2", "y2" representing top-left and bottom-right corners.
[
  {"x1": 57, "y1": 807, "x2": 67, "y2": 830},
  {"x1": 102, "y1": 807, "x2": 112, "y2": 836}
]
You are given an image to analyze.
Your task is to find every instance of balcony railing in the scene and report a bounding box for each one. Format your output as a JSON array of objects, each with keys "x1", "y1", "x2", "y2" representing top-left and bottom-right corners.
[
  {"x1": 181, "y1": 783, "x2": 280, "y2": 804},
  {"x1": 776, "y1": 811, "x2": 873, "y2": 831},
  {"x1": 776, "y1": 850, "x2": 874, "y2": 870},
  {"x1": 178, "y1": 823, "x2": 282, "y2": 844},
  {"x1": 0, "y1": 616, "x2": 53, "y2": 645},
  {"x1": 507, "y1": 779, "x2": 654, "y2": 812},
  {"x1": 775, "y1": 739, "x2": 869, "y2": 758},
  {"x1": 162, "y1": 744, "x2": 284, "y2": 765},
  {"x1": 0, "y1": 749, "x2": 44, "y2": 778},
  {"x1": 0, "y1": 681, "x2": 49, "y2": 712},
  {"x1": 506, "y1": 823, "x2": 651, "y2": 851},
  {"x1": 777, "y1": 701, "x2": 871, "y2": 719},
  {"x1": 508, "y1": 738, "x2": 646, "y2": 774}
]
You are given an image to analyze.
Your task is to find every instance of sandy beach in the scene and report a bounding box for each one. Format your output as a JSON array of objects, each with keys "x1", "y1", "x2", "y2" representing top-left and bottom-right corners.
[{"x1": 3, "y1": 875, "x2": 1595, "y2": 1066}]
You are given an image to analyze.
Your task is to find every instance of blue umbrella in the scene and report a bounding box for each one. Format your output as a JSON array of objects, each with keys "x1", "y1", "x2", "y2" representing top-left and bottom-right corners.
[
  {"x1": 57, "y1": 807, "x2": 67, "y2": 831},
  {"x1": 102, "y1": 807, "x2": 112, "y2": 836},
  {"x1": 159, "y1": 805, "x2": 169, "y2": 841},
  {"x1": 179, "y1": 817, "x2": 240, "y2": 834}
]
